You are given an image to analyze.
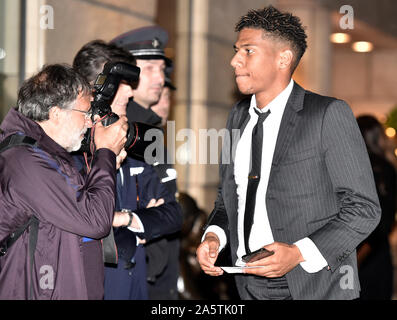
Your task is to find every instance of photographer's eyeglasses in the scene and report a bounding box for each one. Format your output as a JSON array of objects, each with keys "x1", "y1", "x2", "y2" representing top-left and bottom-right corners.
[{"x1": 71, "y1": 108, "x2": 93, "y2": 120}]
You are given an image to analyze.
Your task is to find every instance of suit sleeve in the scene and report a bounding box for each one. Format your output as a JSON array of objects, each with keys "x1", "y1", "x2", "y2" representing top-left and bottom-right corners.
[
  {"x1": 204, "y1": 185, "x2": 229, "y2": 239},
  {"x1": 309, "y1": 99, "x2": 381, "y2": 272},
  {"x1": 201, "y1": 185, "x2": 229, "y2": 251},
  {"x1": 202, "y1": 102, "x2": 243, "y2": 241}
]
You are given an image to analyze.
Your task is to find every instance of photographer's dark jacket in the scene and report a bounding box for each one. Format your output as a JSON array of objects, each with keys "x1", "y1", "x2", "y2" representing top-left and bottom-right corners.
[{"x1": 0, "y1": 108, "x2": 116, "y2": 300}]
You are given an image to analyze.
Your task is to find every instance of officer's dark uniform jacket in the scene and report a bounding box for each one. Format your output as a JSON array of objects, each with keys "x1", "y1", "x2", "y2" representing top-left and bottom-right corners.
[
  {"x1": 127, "y1": 100, "x2": 180, "y2": 299},
  {"x1": 109, "y1": 153, "x2": 181, "y2": 299},
  {"x1": 127, "y1": 100, "x2": 177, "y2": 195}
]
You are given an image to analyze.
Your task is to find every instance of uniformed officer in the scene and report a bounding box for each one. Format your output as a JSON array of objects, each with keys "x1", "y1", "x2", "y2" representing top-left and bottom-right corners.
[{"x1": 111, "y1": 26, "x2": 180, "y2": 300}]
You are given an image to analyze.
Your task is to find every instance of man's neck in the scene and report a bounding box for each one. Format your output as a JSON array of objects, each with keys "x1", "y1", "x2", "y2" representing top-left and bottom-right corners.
[
  {"x1": 37, "y1": 121, "x2": 65, "y2": 150},
  {"x1": 255, "y1": 78, "x2": 291, "y2": 109},
  {"x1": 133, "y1": 98, "x2": 149, "y2": 109},
  {"x1": 127, "y1": 100, "x2": 162, "y2": 126}
]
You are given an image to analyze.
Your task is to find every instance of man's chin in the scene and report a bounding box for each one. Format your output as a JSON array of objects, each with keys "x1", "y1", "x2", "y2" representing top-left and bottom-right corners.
[
  {"x1": 149, "y1": 91, "x2": 161, "y2": 102},
  {"x1": 235, "y1": 82, "x2": 253, "y2": 95},
  {"x1": 67, "y1": 140, "x2": 82, "y2": 153},
  {"x1": 72, "y1": 143, "x2": 82, "y2": 152}
]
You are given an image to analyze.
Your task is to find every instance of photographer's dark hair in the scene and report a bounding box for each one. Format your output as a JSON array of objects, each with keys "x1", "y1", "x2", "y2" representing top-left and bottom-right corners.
[
  {"x1": 73, "y1": 40, "x2": 136, "y2": 83},
  {"x1": 17, "y1": 64, "x2": 91, "y2": 122},
  {"x1": 236, "y1": 5, "x2": 307, "y2": 73}
]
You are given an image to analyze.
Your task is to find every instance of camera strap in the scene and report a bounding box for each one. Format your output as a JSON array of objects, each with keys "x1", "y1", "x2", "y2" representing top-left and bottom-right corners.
[{"x1": 102, "y1": 228, "x2": 118, "y2": 265}]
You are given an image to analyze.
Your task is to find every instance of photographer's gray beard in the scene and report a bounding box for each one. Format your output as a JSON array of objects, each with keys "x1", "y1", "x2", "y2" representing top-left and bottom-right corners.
[{"x1": 66, "y1": 127, "x2": 87, "y2": 152}]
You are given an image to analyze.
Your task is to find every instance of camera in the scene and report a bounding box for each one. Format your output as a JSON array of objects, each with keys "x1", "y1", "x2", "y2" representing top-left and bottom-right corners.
[{"x1": 80, "y1": 61, "x2": 162, "y2": 160}]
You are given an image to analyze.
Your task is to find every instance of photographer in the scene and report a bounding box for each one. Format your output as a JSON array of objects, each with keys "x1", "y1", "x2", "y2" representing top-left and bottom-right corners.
[
  {"x1": 0, "y1": 64, "x2": 128, "y2": 299},
  {"x1": 73, "y1": 40, "x2": 182, "y2": 300}
]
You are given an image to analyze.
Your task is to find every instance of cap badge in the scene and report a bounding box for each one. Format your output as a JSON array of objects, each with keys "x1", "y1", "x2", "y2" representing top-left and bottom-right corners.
[{"x1": 152, "y1": 38, "x2": 160, "y2": 48}]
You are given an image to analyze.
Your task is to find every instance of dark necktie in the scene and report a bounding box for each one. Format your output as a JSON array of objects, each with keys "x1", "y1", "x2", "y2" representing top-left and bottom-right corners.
[{"x1": 243, "y1": 108, "x2": 271, "y2": 254}]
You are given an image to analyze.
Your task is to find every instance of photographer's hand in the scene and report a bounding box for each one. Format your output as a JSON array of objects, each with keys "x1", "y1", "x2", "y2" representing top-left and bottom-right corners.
[
  {"x1": 116, "y1": 148, "x2": 127, "y2": 170},
  {"x1": 94, "y1": 115, "x2": 128, "y2": 155}
]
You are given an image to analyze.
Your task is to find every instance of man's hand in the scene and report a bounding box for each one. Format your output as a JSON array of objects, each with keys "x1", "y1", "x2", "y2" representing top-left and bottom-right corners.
[
  {"x1": 112, "y1": 211, "x2": 130, "y2": 227},
  {"x1": 196, "y1": 232, "x2": 224, "y2": 276},
  {"x1": 132, "y1": 199, "x2": 164, "y2": 245},
  {"x1": 146, "y1": 198, "x2": 165, "y2": 208},
  {"x1": 94, "y1": 115, "x2": 128, "y2": 155},
  {"x1": 116, "y1": 148, "x2": 127, "y2": 170},
  {"x1": 244, "y1": 242, "x2": 304, "y2": 278}
]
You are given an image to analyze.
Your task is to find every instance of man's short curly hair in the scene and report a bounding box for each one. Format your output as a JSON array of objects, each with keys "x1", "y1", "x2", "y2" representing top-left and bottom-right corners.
[{"x1": 235, "y1": 5, "x2": 307, "y2": 73}]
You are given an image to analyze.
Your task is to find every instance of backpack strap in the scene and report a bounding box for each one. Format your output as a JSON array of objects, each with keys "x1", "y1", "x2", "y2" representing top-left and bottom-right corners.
[
  {"x1": 28, "y1": 216, "x2": 39, "y2": 299},
  {"x1": 0, "y1": 134, "x2": 37, "y2": 153},
  {"x1": 0, "y1": 133, "x2": 39, "y2": 255},
  {"x1": 0, "y1": 216, "x2": 38, "y2": 257},
  {"x1": 0, "y1": 133, "x2": 39, "y2": 299}
]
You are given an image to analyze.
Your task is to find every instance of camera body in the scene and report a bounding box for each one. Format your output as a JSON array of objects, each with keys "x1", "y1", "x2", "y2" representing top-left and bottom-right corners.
[
  {"x1": 91, "y1": 61, "x2": 139, "y2": 125},
  {"x1": 80, "y1": 61, "x2": 161, "y2": 159}
]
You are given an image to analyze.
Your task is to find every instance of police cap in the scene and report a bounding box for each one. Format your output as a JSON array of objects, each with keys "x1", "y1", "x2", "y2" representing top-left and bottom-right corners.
[{"x1": 111, "y1": 25, "x2": 172, "y2": 67}]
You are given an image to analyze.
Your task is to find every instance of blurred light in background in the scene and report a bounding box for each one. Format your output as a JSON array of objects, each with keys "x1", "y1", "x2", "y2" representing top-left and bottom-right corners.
[
  {"x1": 0, "y1": 48, "x2": 6, "y2": 60},
  {"x1": 352, "y1": 41, "x2": 374, "y2": 52},
  {"x1": 385, "y1": 127, "x2": 396, "y2": 138},
  {"x1": 330, "y1": 33, "x2": 351, "y2": 44}
]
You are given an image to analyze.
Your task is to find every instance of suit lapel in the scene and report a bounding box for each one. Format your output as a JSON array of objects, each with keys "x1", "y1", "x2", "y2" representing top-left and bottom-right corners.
[
  {"x1": 271, "y1": 83, "x2": 306, "y2": 167},
  {"x1": 236, "y1": 98, "x2": 251, "y2": 133},
  {"x1": 232, "y1": 97, "x2": 251, "y2": 163}
]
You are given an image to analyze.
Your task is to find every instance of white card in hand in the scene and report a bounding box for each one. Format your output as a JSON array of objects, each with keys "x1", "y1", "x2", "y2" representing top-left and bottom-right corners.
[{"x1": 220, "y1": 266, "x2": 263, "y2": 274}]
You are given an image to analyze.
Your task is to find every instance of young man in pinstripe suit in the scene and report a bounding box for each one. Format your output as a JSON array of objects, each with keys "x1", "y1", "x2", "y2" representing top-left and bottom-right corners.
[{"x1": 197, "y1": 6, "x2": 381, "y2": 300}]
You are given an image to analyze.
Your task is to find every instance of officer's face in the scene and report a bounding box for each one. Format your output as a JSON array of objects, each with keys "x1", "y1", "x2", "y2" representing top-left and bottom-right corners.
[
  {"x1": 133, "y1": 59, "x2": 165, "y2": 109},
  {"x1": 150, "y1": 86, "x2": 171, "y2": 127}
]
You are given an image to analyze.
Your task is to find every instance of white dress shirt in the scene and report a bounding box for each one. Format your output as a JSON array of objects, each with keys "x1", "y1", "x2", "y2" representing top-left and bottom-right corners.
[{"x1": 204, "y1": 80, "x2": 328, "y2": 273}]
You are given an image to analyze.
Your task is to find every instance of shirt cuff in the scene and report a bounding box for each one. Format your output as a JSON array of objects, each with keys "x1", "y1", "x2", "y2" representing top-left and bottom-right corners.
[
  {"x1": 201, "y1": 225, "x2": 227, "y2": 252},
  {"x1": 294, "y1": 237, "x2": 328, "y2": 273},
  {"x1": 127, "y1": 212, "x2": 145, "y2": 233}
]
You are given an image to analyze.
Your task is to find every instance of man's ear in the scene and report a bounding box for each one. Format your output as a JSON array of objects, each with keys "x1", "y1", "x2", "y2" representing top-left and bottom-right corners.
[
  {"x1": 48, "y1": 106, "x2": 62, "y2": 123},
  {"x1": 279, "y1": 49, "x2": 294, "y2": 71}
]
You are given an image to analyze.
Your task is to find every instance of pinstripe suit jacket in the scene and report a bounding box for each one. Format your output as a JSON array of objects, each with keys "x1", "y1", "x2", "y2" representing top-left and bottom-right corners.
[{"x1": 206, "y1": 82, "x2": 381, "y2": 299}]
